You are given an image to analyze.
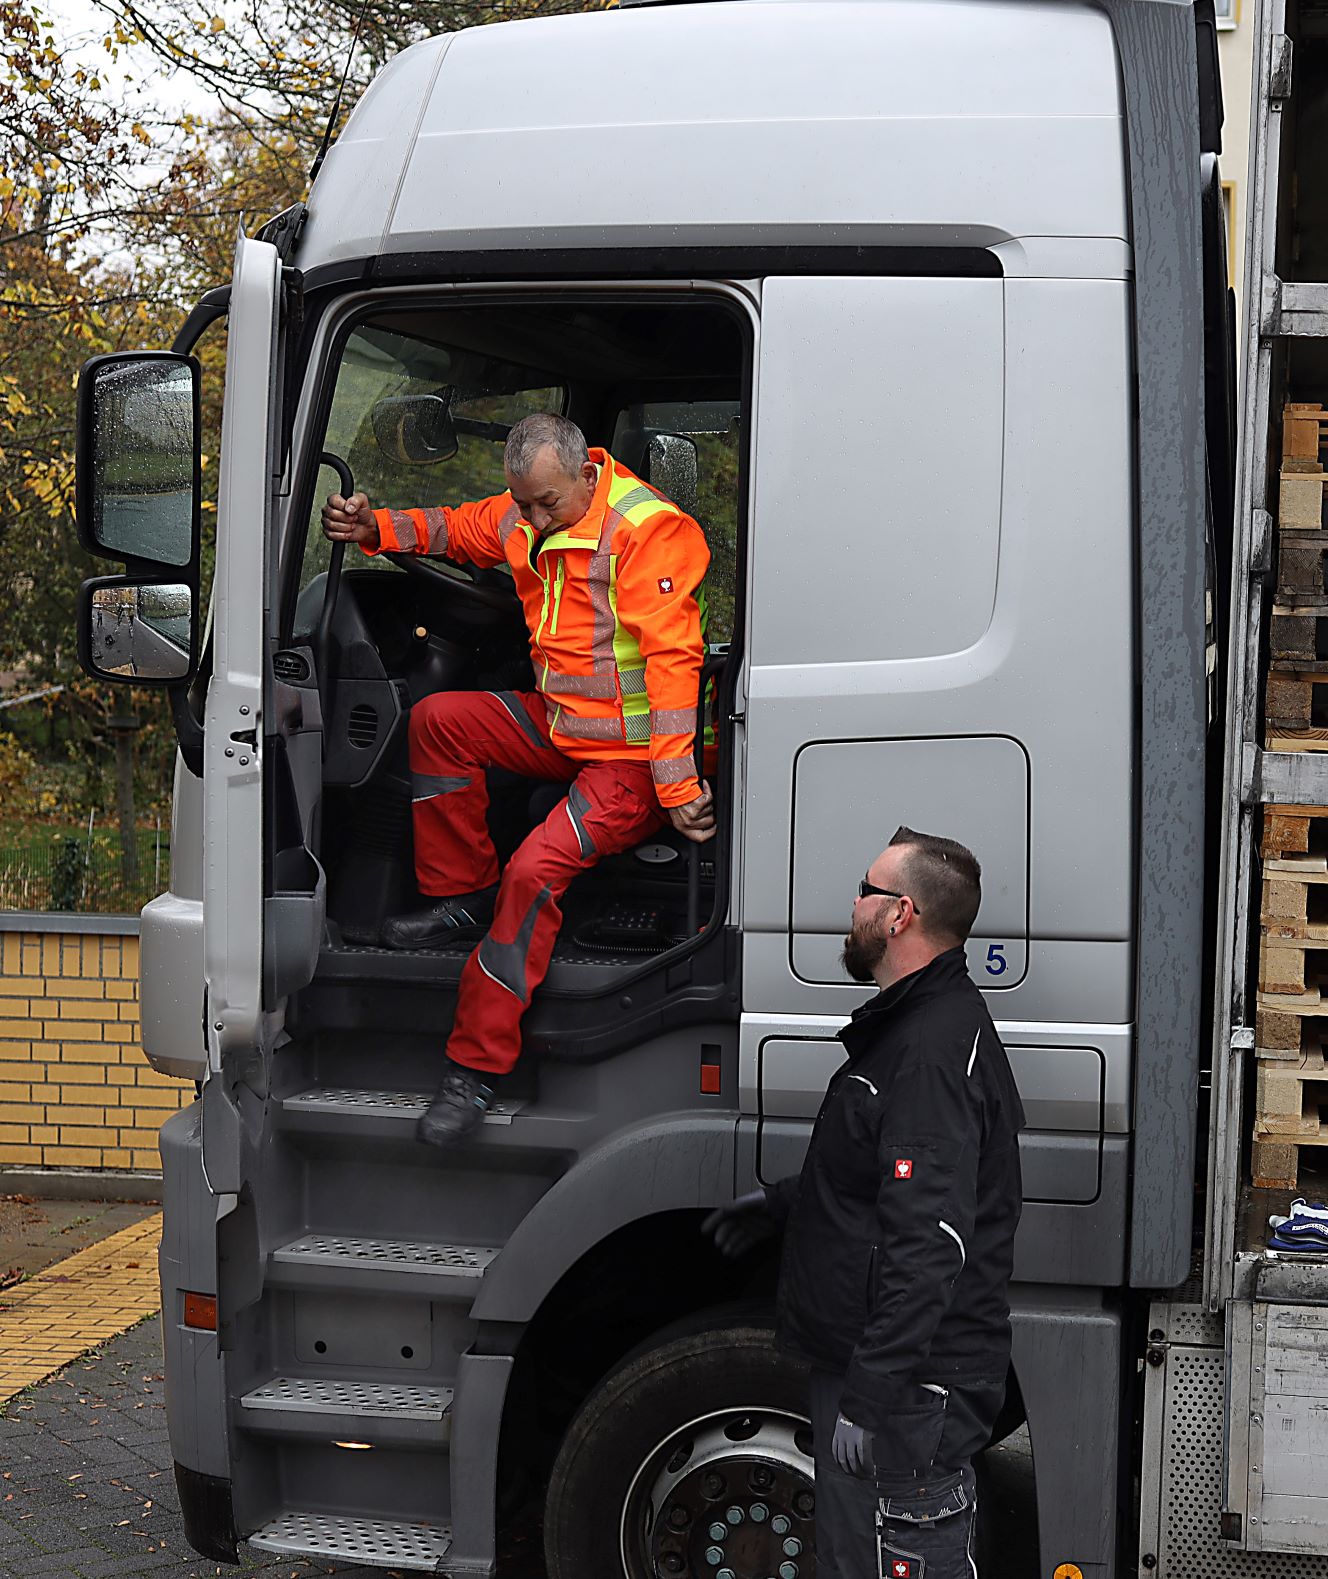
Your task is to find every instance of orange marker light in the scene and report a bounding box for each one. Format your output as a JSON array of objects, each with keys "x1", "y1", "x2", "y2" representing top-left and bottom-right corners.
[
  {"x1": 700, "y1": 1063, "x2": 722, "y2": 1095},
  {"x1": 1053, "y1": 1565, "x2": 1084, "y2": 1579},
  {"x1": 182, "y1": 1291, "x2": 217, "y2": 1330}
]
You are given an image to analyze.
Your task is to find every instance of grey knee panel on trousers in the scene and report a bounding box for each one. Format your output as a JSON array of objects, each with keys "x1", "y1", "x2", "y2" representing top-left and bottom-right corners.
[{"x1": 810, "y1": 1370, "x2": 979, "y2": 1579}]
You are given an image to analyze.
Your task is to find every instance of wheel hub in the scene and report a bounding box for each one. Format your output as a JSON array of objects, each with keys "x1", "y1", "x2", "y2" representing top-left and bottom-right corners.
[{"x1": 622, "y1": 1409, "x2": 816, "y2": 1579}]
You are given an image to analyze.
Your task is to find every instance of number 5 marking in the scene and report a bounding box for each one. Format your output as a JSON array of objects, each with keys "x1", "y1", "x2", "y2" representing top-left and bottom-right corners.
[{"x1": 985, "y1": 943, "x2": 1008, "y2": 977}]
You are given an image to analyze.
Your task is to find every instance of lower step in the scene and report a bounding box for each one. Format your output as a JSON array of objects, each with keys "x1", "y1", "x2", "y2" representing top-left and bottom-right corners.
[
  {"x1": 239, "y1": 1376, "x2": 454, "y2": 1446},
  {"x1": 268, "y1": 1234, "x2": 500, "y2": 1297},
  {"x1": 249, "y1": 1510, "x2": 452, "y2": 1571}
]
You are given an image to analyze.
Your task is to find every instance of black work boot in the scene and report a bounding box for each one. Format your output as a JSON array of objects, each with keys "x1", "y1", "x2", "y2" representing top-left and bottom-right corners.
[
  {"x1": 416, "y1": 1062, "x2": 496, "y2": 1150},
  {"x1": 380, "y1": 885, "x2": 499, "y2": 949}
]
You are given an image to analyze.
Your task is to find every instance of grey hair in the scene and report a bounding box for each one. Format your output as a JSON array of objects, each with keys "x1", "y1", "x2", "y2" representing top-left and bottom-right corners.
[{"x1": 504, "y1": 412, "x2": 590, "y2": 479}]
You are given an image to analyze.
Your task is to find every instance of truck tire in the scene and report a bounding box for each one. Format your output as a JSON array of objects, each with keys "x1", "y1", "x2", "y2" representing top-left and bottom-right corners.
[{"x1": 543, "y1": 1324, "x2": 816, "y2": 1579}]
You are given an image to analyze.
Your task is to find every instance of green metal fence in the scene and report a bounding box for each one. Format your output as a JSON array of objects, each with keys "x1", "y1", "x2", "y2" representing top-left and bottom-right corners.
[{"x1": 0, "y1": 828, "x2": 168, "y2": 916}]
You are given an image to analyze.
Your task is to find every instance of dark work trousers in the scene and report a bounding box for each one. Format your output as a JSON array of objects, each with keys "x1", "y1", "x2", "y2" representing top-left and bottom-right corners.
[{"x1": 810, "y1": 1369, "x2": 980, "y2": 1579}]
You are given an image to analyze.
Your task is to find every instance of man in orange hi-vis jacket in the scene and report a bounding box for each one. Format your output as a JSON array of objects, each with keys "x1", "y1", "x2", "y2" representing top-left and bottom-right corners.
[{"x1": 322, "y1": 412, "x2": 714, "y2": 1147}]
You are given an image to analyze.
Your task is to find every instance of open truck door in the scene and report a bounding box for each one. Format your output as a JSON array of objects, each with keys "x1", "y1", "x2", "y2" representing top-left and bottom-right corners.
[{"x1": 200, "y1": 234, "x2": 281, "y2": 1193}]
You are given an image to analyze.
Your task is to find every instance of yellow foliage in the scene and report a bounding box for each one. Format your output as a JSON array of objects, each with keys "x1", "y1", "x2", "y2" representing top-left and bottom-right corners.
[{"x1": 0, "y1": 733, "x2": 41, "y2": 801}]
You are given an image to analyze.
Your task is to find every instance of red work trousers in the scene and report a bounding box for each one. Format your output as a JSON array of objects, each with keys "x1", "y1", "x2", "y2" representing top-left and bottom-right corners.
[{"x1": 409, "y1": 689, "x2": 666, "y2": 1075}]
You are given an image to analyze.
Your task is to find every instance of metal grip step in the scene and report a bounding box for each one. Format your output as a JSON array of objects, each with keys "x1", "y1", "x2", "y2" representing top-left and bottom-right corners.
[
  {"x1": 249, "y1": 1510, "x2": 452, "y2": 1571},
  {"x1": 284, "y1": 1085, "x2": 522, "y2": 1125},
  {"x1": 275, "y1": 1234, "x2": 499, "y2": 1271},
  {"x1": 267, "y1": 1234, "x2": 500, "y2": 1297},
  {"x1": 242, "y1": 1375, "x2": 453, "y2": 1420}
]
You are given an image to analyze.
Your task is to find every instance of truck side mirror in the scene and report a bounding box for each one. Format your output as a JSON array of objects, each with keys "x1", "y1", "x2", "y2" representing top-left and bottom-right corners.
[
  {"x1": 77, "y1": 579, "x2": 198, "y2": 686},
  {"x1": 646, "y1": 432, "x2": 700, "y2": 519},
  {"x1": 371, "y1": 391, "x2": 459, "y2": 464},
  {"x1": 76, "y1": 351, "x2": 202, "y2": 569}
]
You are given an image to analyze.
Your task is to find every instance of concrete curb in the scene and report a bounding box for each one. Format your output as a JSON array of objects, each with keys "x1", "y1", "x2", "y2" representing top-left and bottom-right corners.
[{"x1": 0, "y1": 1168, "x2": 163, "y2": 1204}]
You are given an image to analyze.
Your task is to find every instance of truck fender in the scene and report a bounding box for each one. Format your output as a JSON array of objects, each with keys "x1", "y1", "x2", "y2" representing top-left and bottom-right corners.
[{"x1": 470, "y1": 1110, "x2": 736, "y2": 1324}]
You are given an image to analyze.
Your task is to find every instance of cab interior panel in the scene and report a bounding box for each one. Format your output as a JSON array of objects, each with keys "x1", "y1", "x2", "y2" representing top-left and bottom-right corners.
[{"x1": 280, "y1": 294, "x2": 747, "y2": 1046}]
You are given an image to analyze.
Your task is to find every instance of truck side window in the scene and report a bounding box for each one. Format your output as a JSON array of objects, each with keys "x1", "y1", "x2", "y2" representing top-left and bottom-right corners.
[{"x1": 297, "y1": 322, "x2": 563, "y2": 602}]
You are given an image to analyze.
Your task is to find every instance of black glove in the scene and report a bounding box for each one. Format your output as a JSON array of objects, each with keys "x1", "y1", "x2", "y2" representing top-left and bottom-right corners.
[
  {"x1": 701, "y1": 1188, "x2": 779, "y2": 1257},
  {"x1": 831, "y1": 1413, "x2": 875, "y2": 1478}
]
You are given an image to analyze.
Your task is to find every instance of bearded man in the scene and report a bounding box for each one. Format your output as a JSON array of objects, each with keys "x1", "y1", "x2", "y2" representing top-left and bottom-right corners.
[{"x1": 704, "y1": 826, "x2": 1025, "y2": 1579}]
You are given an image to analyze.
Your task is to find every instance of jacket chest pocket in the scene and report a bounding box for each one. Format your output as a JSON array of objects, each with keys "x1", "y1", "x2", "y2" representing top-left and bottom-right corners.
[{"x1": 818, "y1": 1075, "x2": 882, "y2": 1197}]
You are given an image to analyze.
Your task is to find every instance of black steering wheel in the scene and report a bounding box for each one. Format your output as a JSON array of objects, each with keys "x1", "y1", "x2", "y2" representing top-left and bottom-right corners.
[{"x1": 382, "y1": 549, "x2": 522, "y2": 619}]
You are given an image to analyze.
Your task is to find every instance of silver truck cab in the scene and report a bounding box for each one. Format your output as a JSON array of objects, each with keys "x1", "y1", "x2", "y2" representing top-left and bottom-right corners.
[{"x1": 73, "y1": 0, "x2": 1231, "y2": 1573}]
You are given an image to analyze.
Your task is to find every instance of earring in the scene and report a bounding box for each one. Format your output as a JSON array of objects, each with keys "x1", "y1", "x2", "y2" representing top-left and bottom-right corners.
[{"x1": 889, "y1": 926, "x2": 896, "y2": 935}]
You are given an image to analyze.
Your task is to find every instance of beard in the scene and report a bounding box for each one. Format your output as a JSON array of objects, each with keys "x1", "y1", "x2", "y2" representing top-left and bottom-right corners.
[{"x1": 841, "y1": 916, "x2": 888, "y2": 983}]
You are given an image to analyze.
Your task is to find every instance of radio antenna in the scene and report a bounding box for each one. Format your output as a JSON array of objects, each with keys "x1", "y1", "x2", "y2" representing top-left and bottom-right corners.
[{"x1": 307, "y1": 0, "x2": 375, "y2": 188}]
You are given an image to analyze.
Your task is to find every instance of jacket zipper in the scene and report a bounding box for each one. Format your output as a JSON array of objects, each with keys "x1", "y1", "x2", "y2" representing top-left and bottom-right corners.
[
  {"x1": 550, "y1": 558, "x2": 566, "y2": 635},
  {"x1": 532, "y1": 546, "x2": 552, "y2": 688}
]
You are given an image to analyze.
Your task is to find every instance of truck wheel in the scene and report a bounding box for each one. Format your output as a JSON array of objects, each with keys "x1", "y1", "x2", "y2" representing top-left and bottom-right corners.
[{"x1": 543, "y1": 1324, "x2": 816, "y2": 1579}]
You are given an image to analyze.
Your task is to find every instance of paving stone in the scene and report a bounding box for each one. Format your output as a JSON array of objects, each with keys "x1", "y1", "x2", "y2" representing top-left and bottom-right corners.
[{"x1": 0, "y1": 1319, "x2": 557, "y2": 1578}]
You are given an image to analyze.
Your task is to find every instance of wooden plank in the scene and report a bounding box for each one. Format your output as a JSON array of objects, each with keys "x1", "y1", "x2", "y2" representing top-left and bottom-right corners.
[
  {"x1": 1255, "y1": 1046, "x2": 1328, "y2": 1076},
  {"x1": 1280, "y1": 471, "x2": 1327, "y2": 531},
  {"x1": 1255, "y1": 1118, "x2": 1328, "y2": 1144},
  {"x1": 1256, "y1": 922, "x2": 1326, "y2": 941},
  {"x1": 1269, "y1": 611, "x2": 1319, "y2": 662},
  {"x1": 1267, "y1": 730, "x2": 1328, "y2": 752},
  {"x1": 1277, "y1": 539, "x2": 1327, "y2": 593},
  {"x1": 1257, "y1": 1003, "x2": 1312, "y2": 1056},
  {"x1": 1284, "y1": 403, "x2": 1326, "y2": 465},
  {"x1": 1252, "y1": 1138, "x2": 1301, "y2": 1189},
  {"x1": 1276, "y1": 529, "x2": 1328, "y2": 544},
  {"x1": 1263, "y1": 880, "x2": 1312, "y2": 924},
  {"x1": 1263, "y1": 857, "x2": 1328, "y2": 877},
  {"x1": 1272, "y1": 595, "x2": 1328, "y2": 612},
  {"x1": 1254, "y1": 1063, "x2": 1328, "y2": 1136},
  {"x1": 1266, "y1": 675, "x2": 1315, "y2": 729},
  {"x1": 1255, "y1": 1003, "x2": 1328, "y2": 1062},
  {"x1": 1257, "y1": 990, "x2": 1328, "y2": 1014},
  {"x1": 1258, "y1": 940, "x2": 1328, "y2": 996},
  {"x1": 1263, "y1": 810, "x2": 1315, "y2": 860}
]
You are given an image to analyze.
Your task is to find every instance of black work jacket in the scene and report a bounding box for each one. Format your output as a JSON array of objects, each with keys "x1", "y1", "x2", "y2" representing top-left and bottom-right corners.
[{"x1": 771, "y1": 947, "x2": 1025, "y2": 1432}]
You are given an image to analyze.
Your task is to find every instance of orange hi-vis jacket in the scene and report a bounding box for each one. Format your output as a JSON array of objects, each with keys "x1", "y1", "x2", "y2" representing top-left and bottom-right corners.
[{"x1": 367, "y1": 448, "x2": 710, "y2": 808}]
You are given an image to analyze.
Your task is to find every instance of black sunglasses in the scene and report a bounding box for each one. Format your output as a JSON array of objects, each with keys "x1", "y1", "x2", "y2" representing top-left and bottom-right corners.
[{"x1": 858, "y1": 878, "x2": 921, "y2": 916}]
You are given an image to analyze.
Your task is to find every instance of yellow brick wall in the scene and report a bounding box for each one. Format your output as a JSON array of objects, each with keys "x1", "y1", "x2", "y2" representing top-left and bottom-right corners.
[{"x1": 0, "y1": 931, "x2": 192, "y2": 1173}]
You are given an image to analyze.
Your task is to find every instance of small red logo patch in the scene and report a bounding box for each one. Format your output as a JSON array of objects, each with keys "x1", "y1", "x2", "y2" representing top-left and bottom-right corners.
[
  {"x1": 890, "y1": 1561, "x2": 912, "y2": 1578},
  {"x1": 658, "y1": 577, "x2": 673, "y2": 593},
  {"x1": 894, "y1": 1159, "x2": 913, "y2": 1180}
]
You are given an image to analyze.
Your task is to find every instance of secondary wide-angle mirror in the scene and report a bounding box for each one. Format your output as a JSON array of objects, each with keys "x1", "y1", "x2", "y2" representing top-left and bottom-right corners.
[
  {"x1": 371, "y1": 391, "x2": 459, "y2": 465},
  {"x1": 82, "y1": 582, "x2": 194, "y2": 683},
  {"x1": 78, "y1": 353, "x2": 199, "y2": 567}
]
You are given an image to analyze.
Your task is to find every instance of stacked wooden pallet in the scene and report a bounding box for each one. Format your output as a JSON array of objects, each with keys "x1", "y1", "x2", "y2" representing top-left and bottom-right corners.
[{"x1": 1255, "y1": 403, "x2": 1328, "y2": 1188}]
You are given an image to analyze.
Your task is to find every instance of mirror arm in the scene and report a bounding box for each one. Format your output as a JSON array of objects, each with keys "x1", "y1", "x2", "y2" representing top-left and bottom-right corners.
[
  {"x1": 172, "y1": 286, "x2": 231, "y2": 355},
  {"x1": 169, "y1": 681, "x2": 205, "y2": 778}
]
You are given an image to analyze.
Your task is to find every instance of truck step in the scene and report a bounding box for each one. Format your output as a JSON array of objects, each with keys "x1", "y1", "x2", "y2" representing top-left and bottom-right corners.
[
  {"x1": 268, "y1": 1233, "x2": 500, "y2": 1297},
  {"x1": 283, "y1": 1084, "x2": 523, "y2": 1127},
  {"x1": 239, "y1": 1376, "x2": 454, "y2": 1446},
  {"x1": 249, "y1": 1510, "x2": 451, "y2": 1571}
]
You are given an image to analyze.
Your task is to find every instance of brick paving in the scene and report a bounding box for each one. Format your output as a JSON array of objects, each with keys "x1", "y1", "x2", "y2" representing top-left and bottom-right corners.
[
  {"x1": 0, "y1": 1320, "x2": 550, "y2": 1579},
  {"x1": 0, "y1": 1320, "x2": 412, "y2": 1579},
  {"x1": 0, "y1": 1255, "x2": 1032, "y2": 1579},
  {"x1": 0, "y1": 1217, "x2": 164, "y2": 1402},
  {"x1": 0, "y1": 1197, "x2": 158, "y2": 1285}
]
